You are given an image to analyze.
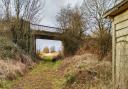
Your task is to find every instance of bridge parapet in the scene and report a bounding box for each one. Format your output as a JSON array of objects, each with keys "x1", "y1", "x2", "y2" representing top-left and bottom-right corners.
[{"x1": 30, "y1": 23, "x2": 61, "y2": 32}]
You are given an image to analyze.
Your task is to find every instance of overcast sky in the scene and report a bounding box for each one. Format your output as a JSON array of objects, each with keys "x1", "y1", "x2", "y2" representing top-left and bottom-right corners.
[
  {"x1": 40, "y1": 0, "x2": 83, "y2": 27},
  {"x1": 36, "y1": 39, "x2": 63, "y2": 52},
  {"x1": 36, "y1": 0, "x2": 83, "y2": 52}
]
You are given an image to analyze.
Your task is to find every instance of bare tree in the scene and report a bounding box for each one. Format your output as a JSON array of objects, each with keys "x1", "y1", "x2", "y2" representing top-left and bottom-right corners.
[
  {"x1": 11, "y1": 0, "x2": 45, "y2": 53},
  {"x1": 82, "y1": 0, "x2": 113, "y2": 32},
  {"x1": 81, "y1": 0, "x2": 121, "y2": 34},
  {"x1": 57, "y1": 6, "x2": 86, "y2": 39},
  {"x1": 14, "y1": 0, "x2": 28, "y2": 20},
  {"x1": 23, "y1": 0, "x2": 45, "y2": 23},
  {"x1": 1, "y1": 0, "x2": 11, "y2": 20},
  {"x1": 1, "y1": 0, "x2": 45, "y2": 22},
  {"x1": 57, "y1": 6, "x2": 86, "y2": 55},
  {"x1": 81, "y1": 0, "x2": 118, "y2": 59},
  {"x1": 13, "y1": 0, "x2": 45, "y2": 23},
  {"x1": 0, "y1": 0, "x2": 45, "y2": 54}
]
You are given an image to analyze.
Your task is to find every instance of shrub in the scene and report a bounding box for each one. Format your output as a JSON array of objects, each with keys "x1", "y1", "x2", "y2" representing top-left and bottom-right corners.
[
  {"x1": 11, "y1": 19, "x2": 31, "y2": 54},
  {"x1": 62, "y1": 35, "x2": 82, "y2": 56},
  {"x1": 0, "y1": 36, "x2": 21, "y2": 59},
  {"x1": 95, "y1": 30, "x2": 112, "y2": 60},
  {"x1": 57, "y1": 6, "x2": 86, "y2": 56},
  {"x1": 65, "y1": 73, "x2": 76, "y2": 85},
  {"x1": 43, "y1": 47, "x2": 49, "y2": 53},
  {"x1": 50, "y1": 46, "x2": 56, "y2": 53}
]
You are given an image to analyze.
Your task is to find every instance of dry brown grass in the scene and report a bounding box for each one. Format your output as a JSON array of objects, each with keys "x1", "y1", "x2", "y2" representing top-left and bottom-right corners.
[
  {"x1": 0, "y1": 60, "x2": 26, "y2": 80},
  {"x1": 1, "y1": 53, "x2": 112, "y2": 89},
  {"x1": 59, "y1": 54, "x2": 112, "y2": 89},
  {"x1": 0, "y1": 36, "x2": 34, "y2": 89},
  {"x1": 76, "y1": 37, "x2": 112, "y2": 61},
  {"x1": 0, "y1": 54, "x2": 34, "y2": 80}
]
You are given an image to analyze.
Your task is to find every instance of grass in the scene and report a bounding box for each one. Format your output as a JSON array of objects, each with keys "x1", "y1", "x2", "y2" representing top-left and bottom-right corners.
[
  {"x1": 0, "y1": 80, "x2": 12, "y2": 89},
  {"x1": 0, "y1": 35, "x2": 35, "y2": 89},
  {"x1": 0, "y1": 74, "x2": 23, "y2": 89},
  {"x1": 19, "y1": 61, "x2": 62, "y2": 89},
  {"x1": 0, "y1": 54, "x2": 112, "y2": 89},
  {"x1": 43, "y1": 56, "x2": 53, "y2": 61},
  {"x1": 3, "y1": 60, "x2": 63, "y2": 89},
  {"x1": 38, "y1": 52, "x2": 60, "y2": 61}
]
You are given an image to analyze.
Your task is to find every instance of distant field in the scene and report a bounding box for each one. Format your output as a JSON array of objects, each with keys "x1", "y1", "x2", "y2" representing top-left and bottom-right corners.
[{"x1": 38, "y1": 52, "x2": 60, "y2": 61}]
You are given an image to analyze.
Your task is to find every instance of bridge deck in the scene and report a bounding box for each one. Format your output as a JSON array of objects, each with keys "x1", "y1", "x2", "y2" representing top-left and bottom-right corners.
[
  {"x1": 30, "y1": 23, "x2": 62, "y2": 40},
  {"x1": 31, "y1": 30, "x2": 62, "y2": 40}
]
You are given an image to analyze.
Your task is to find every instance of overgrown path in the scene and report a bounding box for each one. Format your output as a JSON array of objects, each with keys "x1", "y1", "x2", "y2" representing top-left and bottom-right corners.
[
  {"x1": 11, "y1": 61, "x2": 64, "y2": 89},
  {"x1": 1, "y1": 54, "x2": 112, "y2": 89}
]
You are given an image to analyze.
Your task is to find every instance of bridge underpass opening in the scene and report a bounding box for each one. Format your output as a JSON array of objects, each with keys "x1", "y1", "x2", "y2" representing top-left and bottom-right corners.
[{"x1": 36, "y1": 39, "x2": 64, "y2": 60}]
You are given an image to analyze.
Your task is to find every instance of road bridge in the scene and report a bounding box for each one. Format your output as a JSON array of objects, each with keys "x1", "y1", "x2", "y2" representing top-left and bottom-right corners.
[{"x1": 30, "y1": 23, "x2": 62, "y2": 56}]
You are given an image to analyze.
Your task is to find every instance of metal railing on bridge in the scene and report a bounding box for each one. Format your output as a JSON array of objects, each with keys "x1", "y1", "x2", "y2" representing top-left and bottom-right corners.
[{"x1": 30, "y1": 23, "x2": 61, "y2": 32}]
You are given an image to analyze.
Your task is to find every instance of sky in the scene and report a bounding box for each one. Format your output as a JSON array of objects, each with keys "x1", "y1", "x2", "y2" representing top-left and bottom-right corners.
[
  {"x1": 40, "y1": 0, "x2": 83, "y2": 27},
  {"x1": 36, "y1": 0, "x2": 83, "y2": 51},
  {"x1": 36, "y1": 39, "x2": 63, "y2": 52}
]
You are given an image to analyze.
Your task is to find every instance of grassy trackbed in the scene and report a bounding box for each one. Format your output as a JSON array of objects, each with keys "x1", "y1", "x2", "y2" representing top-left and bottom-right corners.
[
  {"x1": 1, "y1": 54, "x2": 112, "y2": 89},
  {"x1": 9, "y1": 61, "x2": 64, "y2": 89}
]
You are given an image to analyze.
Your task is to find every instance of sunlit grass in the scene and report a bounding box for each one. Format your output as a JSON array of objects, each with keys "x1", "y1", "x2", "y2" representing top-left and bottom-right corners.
[{"x1": 43, "y1": 56, "x2": 53, "y2": 61}]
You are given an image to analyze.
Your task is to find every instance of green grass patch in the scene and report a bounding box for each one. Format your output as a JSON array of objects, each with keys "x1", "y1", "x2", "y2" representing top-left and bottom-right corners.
[
  {"x1": 43, "y1": 56, "x2": 53, "y2": 61},
  {"x1": 0, "y1": 80, "x2": 12, "y2": 89},
  {"x1": 0, "y1": 72, "x2": 25, "y2": 89}
]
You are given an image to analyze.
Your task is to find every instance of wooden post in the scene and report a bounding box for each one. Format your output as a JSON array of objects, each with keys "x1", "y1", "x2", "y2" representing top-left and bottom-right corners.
[{"x1": 112, "y1": 22, "x2": 116, "y2": 89}]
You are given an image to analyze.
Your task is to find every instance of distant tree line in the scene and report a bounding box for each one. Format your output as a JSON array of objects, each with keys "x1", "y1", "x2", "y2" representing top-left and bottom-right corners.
[{"x1": 43, "y1": 46, "x2": 56, "y2": 53}]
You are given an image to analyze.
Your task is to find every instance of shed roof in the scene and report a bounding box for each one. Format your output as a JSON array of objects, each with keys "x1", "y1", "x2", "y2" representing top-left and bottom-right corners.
[{"x1": 104, "y1": 0, "x2": 128, "y2": 18}]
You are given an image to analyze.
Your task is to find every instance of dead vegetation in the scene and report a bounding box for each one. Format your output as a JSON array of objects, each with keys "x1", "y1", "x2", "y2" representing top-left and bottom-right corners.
[
  {"x1": 0, "y1": 36, "x2": 34, "y2": 88},
  {"x1": 0, "y1": 0, "x2": 114, "y2": 88},
  {"x1": 76, "y1": 38, "x2": 112, "y2": 61},
  {"x1": 6, "y1": 53, "x2": 112, "y2": 89},
  {"x1": 57, "y1": 6, "x2": 86, "y2": 56},
  {"x1": 59, "y1": 54, "x2": 112, "y2": 89}
]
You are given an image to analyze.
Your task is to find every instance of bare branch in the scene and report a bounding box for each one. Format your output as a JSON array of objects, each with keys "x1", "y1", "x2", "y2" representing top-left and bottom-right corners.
[{"x1": 1, "y1": 0, "x2": 11, "y2": 20}]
